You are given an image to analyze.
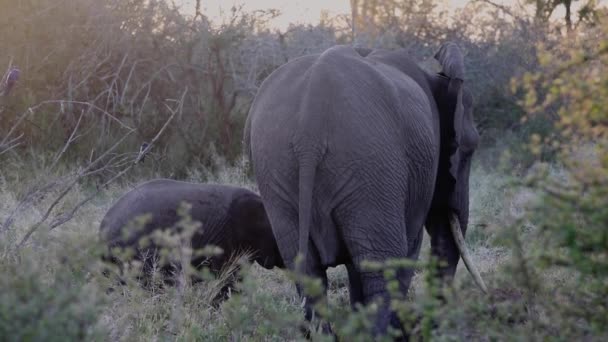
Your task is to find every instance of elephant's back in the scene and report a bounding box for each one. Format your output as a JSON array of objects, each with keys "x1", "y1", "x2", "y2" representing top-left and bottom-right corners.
[
  {"x1": 99, "y1": 179, "x2": 238, "y2": 247},
  {"x1": 288, "y1": 46, "x2": 438, "y2": 179},
  {"x1": 248, "y1": 53, "x2": 319, "y2": 152},
  {"x1": 247, "y1": 54, "x2": 321, "y2": 199},
  {"x1": 256, "y1": 46, "x2": 435, "y2": 148}
]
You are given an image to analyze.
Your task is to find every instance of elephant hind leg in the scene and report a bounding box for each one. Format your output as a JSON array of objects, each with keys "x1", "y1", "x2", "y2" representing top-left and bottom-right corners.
[
  {"x1": 259, "y1": 189, "x2": 300, "y2": 269},
  {"x1": 261, "y1": 197, "x2": 330, "y2": 329},
  {"x1": 333, "y1": 201, "x2": 413, "y2": 338},
  {"x1": 346, "y1": 263, "x2": 364, "y2": 308},
  {"x1": 295, "y1": 245, "x2": 332, "y2": 336}
]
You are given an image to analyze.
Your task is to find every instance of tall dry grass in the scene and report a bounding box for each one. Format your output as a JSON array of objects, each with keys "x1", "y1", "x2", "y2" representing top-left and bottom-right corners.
[{"x1": 0, "y1": 160, "x2": 538, "y2": 340}]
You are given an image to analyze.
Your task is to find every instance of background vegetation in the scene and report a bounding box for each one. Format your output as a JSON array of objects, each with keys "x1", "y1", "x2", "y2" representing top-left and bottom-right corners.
[{"x1": 0, "y1": 0, "x2": 606, "y2": 340}]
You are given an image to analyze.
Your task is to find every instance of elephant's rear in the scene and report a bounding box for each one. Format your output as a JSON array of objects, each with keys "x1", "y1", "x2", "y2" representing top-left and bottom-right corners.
[
  {"x1": 247, "y1": 46, "x2": 438, "y2": 269},
  {"x1": 247, "y1": 54, "x2": 319, "y2": 267},
  {"x1": 246, "y1": 42, "x2": 483, "y2": 338}
]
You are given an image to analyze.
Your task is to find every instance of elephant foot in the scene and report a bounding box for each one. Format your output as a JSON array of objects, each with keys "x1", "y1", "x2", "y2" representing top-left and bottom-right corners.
[
  {"x1": 300, "y1": 321, "x2": 335, "y2": 341},
  {"x1": 211, "y1": 283, "x2": 239, "y2": 307},
  {"x1": 401, "y1": 312, "x2": 440, "y2": 342}
]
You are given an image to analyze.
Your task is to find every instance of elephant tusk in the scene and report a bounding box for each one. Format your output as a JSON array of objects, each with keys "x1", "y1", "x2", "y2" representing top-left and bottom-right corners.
[{"x1": 449, "y1": 213, "x2": 488, "y2": 294}]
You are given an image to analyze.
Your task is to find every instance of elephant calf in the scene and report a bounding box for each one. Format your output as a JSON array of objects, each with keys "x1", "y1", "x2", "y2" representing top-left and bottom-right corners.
[{"x1": 99, "y1": 179, "x2": 284, "y2": 290}]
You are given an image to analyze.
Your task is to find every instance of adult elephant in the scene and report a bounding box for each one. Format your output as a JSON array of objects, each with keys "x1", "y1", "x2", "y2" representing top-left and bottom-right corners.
[{"x1": 244, "y1": 43, "x2": 486, "y2": 336}]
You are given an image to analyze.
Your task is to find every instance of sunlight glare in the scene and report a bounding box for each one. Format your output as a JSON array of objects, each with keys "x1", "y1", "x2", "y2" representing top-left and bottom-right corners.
[{"x1": 178, "y1": 0, "x2": 479, "y2": 30}]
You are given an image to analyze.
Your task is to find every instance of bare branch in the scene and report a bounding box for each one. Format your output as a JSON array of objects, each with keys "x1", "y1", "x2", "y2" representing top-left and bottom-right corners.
[
  {"x1": 49, "y1": 109, "x2": 85, "y2": 171},
  {"x1": 473, "y1": 0, "x2": 534, "y2": 32},
  {"x1": 41, "y1": 100, "x2": 134, "y2": 131},
  {"x1": 14, "y1": 88, "x2": 186, "y2": 248},
  {"x1": 0, "y1": 177, "x2": 69, "y2": 234},
  {"x1": 474, "y1": 0, "x2": 519, "y2": 19},
  {"x1": 1, "y1": 100, "x2": 134, "y2": 155},
  {"x1": 0, "y1": 125, "x2": 135, "y2": 235},
  {"x1": 0, "y1": 133, "x2": 24, "y2": 156},
  {"x1": 17, "y1": 179, "x2": 79, "y2": 248},
  {"x1": 0, "y1": 108, "x2": 33, "y2": 148}
]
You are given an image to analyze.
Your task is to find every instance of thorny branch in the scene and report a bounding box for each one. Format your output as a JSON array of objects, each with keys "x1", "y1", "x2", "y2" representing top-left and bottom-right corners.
[
  {"x1": 475, "y1": 0, "x2": 521, "y2": 20},
  {"x1": 0, "y1": 108, "x2": 31, "y2": 156},
  {"x1": 1, "y1": 99, "x2": 135, "y2": 158},
  {"x1": 13, "y1": 130, "x2": 135, "y2": 248},
  {"x1": 0, "y1": 118, "x2": 135, "y2": 235},
  {"x1": 4, "y1": 88, "x2": 186, "y2": 250},
  {"x1": 50, "y1": 109, "x2": 86, "y2": 170},
  {"x1": 473, "y1": 0, "x2": 543, "y2": 41}
]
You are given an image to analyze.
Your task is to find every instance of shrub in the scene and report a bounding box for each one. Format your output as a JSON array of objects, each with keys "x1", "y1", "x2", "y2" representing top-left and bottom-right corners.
[
  {"x1": 507, "y1": 12, "x2": 608, "y2": 339},
  {"x1": 0, "y1": 242, "x2": 103, "y2": 341}
]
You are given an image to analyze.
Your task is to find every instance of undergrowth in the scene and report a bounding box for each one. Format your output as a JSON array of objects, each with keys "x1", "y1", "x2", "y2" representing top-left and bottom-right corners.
[{"x1": 0, "y1": 162, "x2": 575, "y2": 341}]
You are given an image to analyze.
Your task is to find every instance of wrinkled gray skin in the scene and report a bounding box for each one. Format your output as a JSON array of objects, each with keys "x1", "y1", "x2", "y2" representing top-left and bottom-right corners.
[
  {"x1": 100, "y1": 179, "x2": 284, "y2": 289},
  {"x1": 244, "y1": 43, "x2": 479, "y2": 336}
]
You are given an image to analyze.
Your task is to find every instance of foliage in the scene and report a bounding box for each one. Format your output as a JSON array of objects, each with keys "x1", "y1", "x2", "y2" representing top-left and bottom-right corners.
[
  {"x1": 349, "y1": 0, "x2": 447, "y2": 48},
  {"x1": 1, "y1": 0, "x2": 607, "y2": 341},
  {"x1": 524, "y1": 0, "x2": 599, "y2": 31},
  {"x1": 0, "y1": 238, "x2": 104, "y2": 341},
  {"x1": 0, "y1": 0, "x2": 571, "y2": 176},
  {"x1": 508, "y1": 13, "x2": 608, "y2": 338},
  {"x1": 0, "y1": 156, "x2": 601, "y2": 341},
  {"x1": 0, "y1": 0, "x2": 294, "y2": 177},
  {"x1": 220, "y1": 262, "x2": 305, "y2": 340}
]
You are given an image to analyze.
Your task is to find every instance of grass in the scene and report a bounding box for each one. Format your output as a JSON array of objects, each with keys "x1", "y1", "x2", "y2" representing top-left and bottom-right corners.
[{"x1": 0, "y1": 158, "x2": 579, "y2": 340}]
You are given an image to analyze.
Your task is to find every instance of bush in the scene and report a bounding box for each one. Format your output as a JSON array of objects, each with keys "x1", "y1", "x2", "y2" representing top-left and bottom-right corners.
[
  {"x1": 505, "y1": 12, "x2": 608, "y2": 339},
  {"x1": 0, "y1": 0, "x2": 294, "y2": 176},
  {"x1": 0, "y1": 244, "x2": 103, "y2": 341},
  {"x1": 0, "y1": 0, "x2": 560, "y2": 176}
]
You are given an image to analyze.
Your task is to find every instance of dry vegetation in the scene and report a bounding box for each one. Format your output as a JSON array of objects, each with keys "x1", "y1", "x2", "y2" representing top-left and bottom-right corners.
[{"x1": 1, "y1": 0, "x2": 607, "y2": 340}]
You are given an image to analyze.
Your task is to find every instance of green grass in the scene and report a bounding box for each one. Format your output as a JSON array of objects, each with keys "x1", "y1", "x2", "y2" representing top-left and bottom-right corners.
[{"x1": 0, "y1": 160, "x2": 590, "y2": 340}]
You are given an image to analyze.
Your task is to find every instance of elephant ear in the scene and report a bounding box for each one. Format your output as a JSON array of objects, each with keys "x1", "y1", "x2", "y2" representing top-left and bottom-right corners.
[
  {"x1": 434, "y1": 42, "x2": 465, "y2": 81},
  {"x1": 434, "y1": 42, "x2": 466, "y2": 189}
]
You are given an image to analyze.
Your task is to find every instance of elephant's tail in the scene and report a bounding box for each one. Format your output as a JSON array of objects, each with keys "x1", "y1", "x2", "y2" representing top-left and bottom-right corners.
[
  {"x1": 296, "y1": 157, "x2": 317, "y2": 276},
  {"x1": 242, "y1": 113, "x2": 253, "y2": 164}
]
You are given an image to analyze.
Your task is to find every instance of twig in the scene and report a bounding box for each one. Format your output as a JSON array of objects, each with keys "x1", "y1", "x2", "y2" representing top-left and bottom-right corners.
[
  {"x1": 0, "y1": 129, "x2": 133, "y2": 235},
  {"x1": 0, "y1": 108, "x2": 33, "y2": 148},
  {"x1": 473, "y1": 0, "x2": 532, "y2": 30},
  {"x1": 49, "y1": 109, "x2": 85, "y2": 171},
  {"x1": 42, "y1": 100, "x2": 134, "y2": 131},
  {"x1": 17, "y1": 178, "x2": 81, "y2": 248},
  {"x1": 474, "y1": 0, "x2": 519, "y2": 19},
  {"x1": 49, "y1": 91, "x2": 185, "y2": 228},
  {"x1": 0, "y1": 133, "x2": 24, "y2": 156},
  {"x1": 0, "y1": 177, "x2": 68, "y2": 234},
  {"x1": 15, "y1": 88, "x2": 186, "y2": 248},
  {"x1": 546, "y1": 44, "x2": 608, "y2": 80},
  {"x1": 1, "y1": 100, "x2": 134, "y2": 157}
]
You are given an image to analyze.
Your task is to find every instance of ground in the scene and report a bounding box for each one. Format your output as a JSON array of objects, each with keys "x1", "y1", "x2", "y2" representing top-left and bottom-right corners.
[{"x1": 0, "y1": 159, "x2": 558, "y2": 341}]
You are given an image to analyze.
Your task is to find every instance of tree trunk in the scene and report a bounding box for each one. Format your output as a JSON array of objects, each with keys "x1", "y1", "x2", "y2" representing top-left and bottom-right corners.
[
  {"x1": 564, "y1": 0, "x2": 572, "y2": 33},
  {"x1": 350, "y1": 0, "x2": 358, "y2": 43}
]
